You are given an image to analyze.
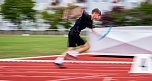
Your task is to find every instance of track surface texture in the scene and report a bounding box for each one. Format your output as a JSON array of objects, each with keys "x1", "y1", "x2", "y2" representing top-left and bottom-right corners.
[{"x1": 0, "y1": 54, "x2": 152, "y2": 81}]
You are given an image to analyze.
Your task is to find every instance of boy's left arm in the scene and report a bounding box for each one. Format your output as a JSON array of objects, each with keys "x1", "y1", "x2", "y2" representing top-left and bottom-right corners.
[{"x1": 88, "y1": 28, "x2": 101, "y2": 37}]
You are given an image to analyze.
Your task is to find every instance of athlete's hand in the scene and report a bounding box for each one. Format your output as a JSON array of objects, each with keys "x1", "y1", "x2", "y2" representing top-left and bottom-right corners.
[
  {"x1": 62, "y1": 7, "x2": 83, "y2": 20},
  {"x1": 62, "y1": 9, "x2": 70, "y2": 20},
  {"x1": 89, "y1": 28, "x2": 101, "y2": 37}
]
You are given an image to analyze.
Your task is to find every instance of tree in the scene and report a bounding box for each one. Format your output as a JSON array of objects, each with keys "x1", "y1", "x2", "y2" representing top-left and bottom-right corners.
[
  {"x1": 137, "y1": 2, "x2": 152, "y2": 25},
  {"x1": 1, "y1": 0, "x2": 36, "y2": 29},
  {"x1": 109, "y1": 2, "x2": 152, "y2": 26}
]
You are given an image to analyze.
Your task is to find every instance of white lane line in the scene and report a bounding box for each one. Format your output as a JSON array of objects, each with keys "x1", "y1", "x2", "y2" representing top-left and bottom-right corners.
[
  {"x1": 1, "y1": 53, "x2": 90, "y2": 60},
  {"x1": 48, "y1": 75, "x2": 105, "y2": 81},
  {"x1": 0, "y1": 59, "x2": 132, "y2": 64},
  {"x1": 0, "y1": 65, "x2": 130, "y2": 69},
  {"x1": 0, "y1": 72, "x2": 101, "y2": 75},
  {"x1": 103, "y1": 77, "x2": 112, "y2": 81},
  {"x1": 0, "y1": 55, "x2": 62, "y2": 60},
  {"x1": 0, "y1": 65, "x2": 131, "y2": 67},
  {"x1": 0, "y1": 71, "x2": 120, "y2": 76},
  {"x1": 0, "y1": 69, "x2": 129, "y2": 72},
  {"x1": 0, "y1": 75, "x2": 150, "y2": 78},
  {"x1": 0, "y1": 75, "x2": 72, "y2": 78}
]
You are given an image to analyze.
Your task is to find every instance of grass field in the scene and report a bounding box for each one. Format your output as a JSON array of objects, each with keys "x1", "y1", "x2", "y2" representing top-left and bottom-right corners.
[{"x1": 0, "y1": 35, "x2": 70, "y2": 59}]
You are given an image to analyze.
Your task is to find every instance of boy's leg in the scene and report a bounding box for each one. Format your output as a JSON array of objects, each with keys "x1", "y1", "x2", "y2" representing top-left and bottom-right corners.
[
  {"x1": 54, "y1": 43, "x2": 89, "y2": 68},
  {"x1": 65, "y1": 50, "x2": 79, "y2": 60},
  {"x1": 54, "y1": 31, "x2": 89, "y2": 68},
  {"x1": 54, "y1": 47, "x2": 75, "y2": 68},
  {"x1": 76, "y1": 42, "x2": 90, "y2": 53},
  {"x1": 66, "y1": 42, "x2": 90, "y2": 58}
]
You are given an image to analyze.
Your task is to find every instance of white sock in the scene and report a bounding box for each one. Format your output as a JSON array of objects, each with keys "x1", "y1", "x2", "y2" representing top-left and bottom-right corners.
[
  {"x1": 54, "y1": 57, "x2": 64, "y2": 64},
  {"x1": 67, "y1": 50, "x2": 79, "y2": 57}
]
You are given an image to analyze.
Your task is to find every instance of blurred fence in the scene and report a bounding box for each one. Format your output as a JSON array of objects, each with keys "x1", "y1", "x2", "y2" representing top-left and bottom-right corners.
[{"x1": 0, "y1": 29, "x2": 87, "y2": 35}]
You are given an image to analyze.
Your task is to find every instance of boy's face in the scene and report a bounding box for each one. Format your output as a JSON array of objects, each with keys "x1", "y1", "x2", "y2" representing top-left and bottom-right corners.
[{"x1": 91, "y1": 12, "x2": 101, "y2": 20}]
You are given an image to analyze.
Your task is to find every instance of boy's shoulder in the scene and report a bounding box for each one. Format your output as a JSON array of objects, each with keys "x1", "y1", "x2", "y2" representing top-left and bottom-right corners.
[{"x1": 81, "y1": 11, "x2": 91, "y2": 19}]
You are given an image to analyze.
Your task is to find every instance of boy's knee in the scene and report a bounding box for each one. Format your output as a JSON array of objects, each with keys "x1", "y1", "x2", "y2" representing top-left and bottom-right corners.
[
  {"x1": 86, "y1": 45, "x2": 90, "y2": 50},
  {"x1": 83, "y1": 44, "x2": 90, "y2": 50}
]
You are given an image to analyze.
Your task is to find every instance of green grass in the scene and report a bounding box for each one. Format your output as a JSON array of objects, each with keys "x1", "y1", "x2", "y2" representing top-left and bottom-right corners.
[{"x1": 0, "y1": 35, "x2": 69, "y2": 59}]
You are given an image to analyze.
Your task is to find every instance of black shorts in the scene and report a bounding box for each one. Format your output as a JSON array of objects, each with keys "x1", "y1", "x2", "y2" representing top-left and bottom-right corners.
[{"x1": 68, "y1": 31, "x2": 85, "y2": 47}]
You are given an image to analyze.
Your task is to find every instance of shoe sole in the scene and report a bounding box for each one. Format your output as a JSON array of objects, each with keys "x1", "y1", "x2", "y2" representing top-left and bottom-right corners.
[
  {"x1": 65, "y1": 53, "x2": 77, "y2": 60},
  {"x1": 53, "y1": 63, "x2": 66, "y2": 69}
]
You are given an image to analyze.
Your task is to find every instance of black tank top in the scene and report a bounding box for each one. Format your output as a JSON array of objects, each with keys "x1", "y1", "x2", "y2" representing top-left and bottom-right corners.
[{"x1": 70, "y1": 11, "x2": 93, "y2": 33}]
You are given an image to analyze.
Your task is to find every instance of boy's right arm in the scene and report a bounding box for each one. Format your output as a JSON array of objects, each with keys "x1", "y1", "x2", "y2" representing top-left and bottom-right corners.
[{"x1": 62, "y1": 7, "x2": 84, "y2": 20}]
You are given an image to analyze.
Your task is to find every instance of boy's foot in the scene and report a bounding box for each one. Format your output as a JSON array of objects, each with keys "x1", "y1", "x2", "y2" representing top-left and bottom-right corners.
[
  {"x1": 53, "y1": 63, "x2": 66, "y2": 68},
  {"x1": 65, "y1": 53, "x2": 77, "y2": 60}
]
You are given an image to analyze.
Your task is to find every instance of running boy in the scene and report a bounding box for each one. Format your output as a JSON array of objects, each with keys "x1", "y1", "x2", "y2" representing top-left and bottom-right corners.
[{"x1": 54, "y1": 7, "x2": 101, "y2": 68}]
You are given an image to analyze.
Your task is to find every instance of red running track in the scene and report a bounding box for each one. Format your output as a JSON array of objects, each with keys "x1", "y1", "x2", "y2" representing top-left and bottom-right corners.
[{"x1": 0, "y1": 54, "x2": 152, "y2": 81}]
